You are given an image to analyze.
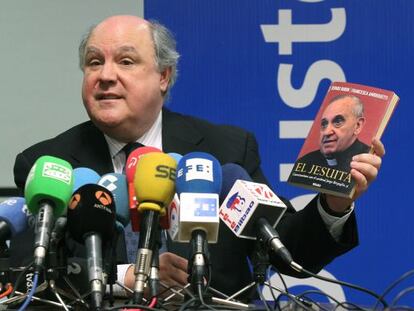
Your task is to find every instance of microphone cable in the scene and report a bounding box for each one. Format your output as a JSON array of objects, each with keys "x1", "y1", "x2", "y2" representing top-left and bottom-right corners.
[
  {"x1": 0, "y1": 283, "x2": 13, "y2": 298},
  {"x1": 256, "y1": 283, "x2": 273, "y2": 311},
  {"x1": 291, "y1": 263, "x2": 388, "y2": 309},
  {"x1": 372, "y1": 268, "x2": 414, "y2": 309},
  {"x1": 17, "y1": 271, "x2": 39, "y2": 311},
  {"x1": 257, "y1": 220, "x2": 387, "y2": 309},
  {"x1": 8, "y1": 261, "x2": 34, "y2": 299},
  {"x1": 261, "y1": 277, "x2": 313, "y2": 311},
  {"x1": 266, "y1": 267, "x2": 287, "y2": 310},
  {"x1": 390, "y1": 286, "x2": 414, "y2": 308},
  {"x1": 296, "y1": 289, "x2": 364, "y2": 311}
]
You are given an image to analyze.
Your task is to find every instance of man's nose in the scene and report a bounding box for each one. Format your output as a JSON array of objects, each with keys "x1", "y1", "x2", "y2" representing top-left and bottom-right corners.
[
  {"x1": 322, "y1": 123, "x2": 334, "y2": 135},
  {"x1": 98, "y1": 62, "x2": 117, "y2": 86}
]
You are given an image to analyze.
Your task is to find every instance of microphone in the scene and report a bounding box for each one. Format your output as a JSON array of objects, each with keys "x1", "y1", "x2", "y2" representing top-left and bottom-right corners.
[
  {"x1": 168, "y1": 152, "x2": 183, "y2": 164},
  {"x1": 175, "y1": 152, "x2": 222, "y2": 242},
  {"x1": 132, "y1": 152, "x2": 176, "y2": 303},
  {"x1": 167, "y1": 194, "x2": 180, "y2": 241},
  {"x1": 167, "y1": 153, "x2": 182, "y2": 242},
  {"x1": 0, "y1": 198, "x2": 28, "y2": 287},
  {"x1": 67, "y1": 184, "x2": 116, "y2": 310},
  {"x1": 73, "y1": 167, "x2": 101, "y2": 193},
  {"x1": 175, "y1": 152, "x2": 222, "y2": 292},
  {"x1": 218, "y1": 164, "x2": 292, "y2": 264},
  {"x1": 98, "y1": 173, "x2": 129, "y2": 227},
  {"x1": 25, "y1": 155, "x2": 74, "y2": 272},
  {"x1": 98, "y1": 173, "x2": 129, "y2": 287},
  {"x1": 0, "y1": 197, "x2": 28, "y2": 242},
  {"x1": 125, "y1": 146, "x2": 162, "y2": 232}
]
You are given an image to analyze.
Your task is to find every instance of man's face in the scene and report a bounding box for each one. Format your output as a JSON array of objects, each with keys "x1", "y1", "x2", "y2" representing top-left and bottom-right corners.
[
  {"x1": 319, "y1": 97, "x2": 365, "y2": 156},
  {"x1": 81, "y1": 16, "x2": 170, "y2": 141}
]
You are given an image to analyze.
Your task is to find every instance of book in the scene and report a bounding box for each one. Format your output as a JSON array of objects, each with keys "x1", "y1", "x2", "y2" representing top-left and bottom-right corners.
[{"x1": 287, "y1": 81, "x2": 399, "y2": 198}]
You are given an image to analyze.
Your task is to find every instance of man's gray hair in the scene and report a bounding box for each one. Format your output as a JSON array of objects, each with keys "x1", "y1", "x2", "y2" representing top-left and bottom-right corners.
[
  {"x1": 329, "y1": 94, "x2": 365, "y2": 118},
  {"x1": 78, "y1": 19, "x2": 180, "y2": 100}
]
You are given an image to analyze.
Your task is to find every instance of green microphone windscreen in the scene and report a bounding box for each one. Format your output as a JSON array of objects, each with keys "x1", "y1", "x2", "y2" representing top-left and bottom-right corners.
[{"x1": 25, "y1": 155, "x2": 74, "y2": 216}]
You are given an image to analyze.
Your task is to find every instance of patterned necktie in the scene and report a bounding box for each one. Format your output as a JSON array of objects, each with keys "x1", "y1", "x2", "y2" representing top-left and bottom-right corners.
[{"x1": 122, "y1": 142, "x2": 143, "y2": 263}]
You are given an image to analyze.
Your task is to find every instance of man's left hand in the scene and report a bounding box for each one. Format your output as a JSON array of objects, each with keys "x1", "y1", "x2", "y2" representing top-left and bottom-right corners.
[{"x1": 325, "y1": 137, "x2": 385, "y2": 213}]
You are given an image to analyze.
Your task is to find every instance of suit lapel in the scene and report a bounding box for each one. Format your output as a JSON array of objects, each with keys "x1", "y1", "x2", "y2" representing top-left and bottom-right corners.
[
  {"x1": 65, "y1": 110, "x2": 210, "y2": 176},
  {"x1": 68, "y1": 121, "x2": 114, "y2": 175},
  {"x1": 162, "y1": 108, "x2": 210, "y2": 155}
]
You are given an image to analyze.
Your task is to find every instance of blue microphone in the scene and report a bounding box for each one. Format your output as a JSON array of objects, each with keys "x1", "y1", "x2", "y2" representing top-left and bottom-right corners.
[
  {"x1": 0, "y1": 197, "x2": 28, "y2": 241},
  {"x1": 73, "y1": 167, "x2": 101, "y2": 193},
  {"x1": 98, "y1": 173, "x2": 129, "y2": 227},
  {"x1": 168, "y1": 152, "x2": 183, "y2": 165},
  {"x1": 176, "y1": 152, "x2": 222, "y2": 292},
  {"x1": 175, "y1": 152, "x2": 222, "y2": 242}
]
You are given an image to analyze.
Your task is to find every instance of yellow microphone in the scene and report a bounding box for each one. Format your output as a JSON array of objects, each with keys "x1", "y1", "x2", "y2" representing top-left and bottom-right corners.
[
  {"x1": 134, "y1": 152, "x2": 176, "y2": 215},
  {"x1": 131, "y1": 152, "x2": 177, "y2": 303}
]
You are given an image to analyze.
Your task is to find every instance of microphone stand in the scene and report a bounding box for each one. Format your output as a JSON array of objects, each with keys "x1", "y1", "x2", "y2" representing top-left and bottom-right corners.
[
  {"x1": 104, "y1": 224, "x2": 121, "y2": 308},
  {"x1": 188, "y1": 229, "x2": 210, "y2": 305},
  {"x1": 0, "y1": 240, "x2": 10, "y2": 294},
  {"x1": 148, "y1": 227, "x2": 161, "y2": 299},
  {"x1": 4, "y1": 218, "x2": 88, "y2": 310},
  {"x1": 44, "y1": 216, "x2": 88, "y2": 310},
  {"x1": 133, "y1": 210, "x2": 160, "y2": 304},
  {"x1": 248, "y1": 240, "x2": 269, "y2": 299}
]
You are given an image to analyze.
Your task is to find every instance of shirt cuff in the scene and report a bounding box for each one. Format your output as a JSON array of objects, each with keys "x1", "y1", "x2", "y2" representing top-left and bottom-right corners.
[
  {"x1": 106, "y1": 264, "x2": 133, "y2": 297},
  {"x1": 317, "y1": 195, "x2": 354, "y2": 242}
]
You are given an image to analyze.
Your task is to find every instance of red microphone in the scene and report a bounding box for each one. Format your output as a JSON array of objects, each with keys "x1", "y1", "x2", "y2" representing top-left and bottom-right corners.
[{"x1": 125, "y1": 147, "x2": 170, "y2": 231}]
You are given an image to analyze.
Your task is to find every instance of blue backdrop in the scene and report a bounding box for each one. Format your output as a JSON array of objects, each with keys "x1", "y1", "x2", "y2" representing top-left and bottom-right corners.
[{"x1": 145, "y1": 0, "x2": 413, "y2": 306}]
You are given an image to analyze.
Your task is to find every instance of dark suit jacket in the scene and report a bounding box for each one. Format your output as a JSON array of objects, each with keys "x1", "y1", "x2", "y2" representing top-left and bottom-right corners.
[{"x1": 13, "y1": 109, "x2": 358, "y2": 297}]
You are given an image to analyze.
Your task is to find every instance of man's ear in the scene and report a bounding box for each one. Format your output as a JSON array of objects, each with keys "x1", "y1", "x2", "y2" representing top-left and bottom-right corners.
[
  {"x1": 354, "y1": 117, "x2": 366, "y2": 135},
  {"x1": 160, "y1": 67, "x2": 172, "y2": 93}
]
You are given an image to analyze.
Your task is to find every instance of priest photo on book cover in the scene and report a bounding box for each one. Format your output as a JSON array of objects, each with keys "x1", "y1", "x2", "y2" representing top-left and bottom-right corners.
[{"x1": 297, "y1": 94, "x2": 370, "y2": 172}]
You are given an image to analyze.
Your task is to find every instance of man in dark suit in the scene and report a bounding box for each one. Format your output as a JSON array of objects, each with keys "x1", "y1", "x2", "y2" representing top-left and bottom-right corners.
[{"x1": 13, "y1": 15, "x2": 384, "y2": 297}]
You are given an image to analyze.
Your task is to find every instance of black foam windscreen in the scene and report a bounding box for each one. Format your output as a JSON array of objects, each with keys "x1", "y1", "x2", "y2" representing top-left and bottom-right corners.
[{"x1": 67, "y1": 184, "x2": 116, "y2": 243}]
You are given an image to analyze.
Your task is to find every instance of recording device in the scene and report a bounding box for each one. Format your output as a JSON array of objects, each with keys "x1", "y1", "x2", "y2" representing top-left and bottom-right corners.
[
  {"x1": 132, "y1": 152, "x2": 176, "y2": 303},
  {"x1": 25, "y1": 155, "x2": 74, "y2": 272},
  {"x1": 175, "y1": 152, "x2": 222, "y2": 292},
  {"x1": 125, "y1": 146, "x2": 162, "y2": 232},
  {"x1": 67, "y1": 183, "x2": 116, "y2": 310},
  {"x1": 73, "y1": 167, "x2": 101, "y2": 193},
  {"x1": 0, "y1": 197, "x2": 28, "y2": 242},
  {"x1": 219, "y1": 163, "x2": 293, "y2": 263}
]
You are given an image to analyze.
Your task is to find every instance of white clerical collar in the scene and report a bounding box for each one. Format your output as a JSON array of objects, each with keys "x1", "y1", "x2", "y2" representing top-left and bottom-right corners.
[{"x1": 326, "y1": 158, "x2": 338, "y2": 166}]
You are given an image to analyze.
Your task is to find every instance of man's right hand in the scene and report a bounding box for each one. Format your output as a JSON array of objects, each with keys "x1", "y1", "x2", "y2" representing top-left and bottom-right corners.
[
  {"x1": 158, "y1": 252, "x2": 189, "y2": 288},
  {"x1": 124, "y1": 252, "x2": 189, "y2": 292}
]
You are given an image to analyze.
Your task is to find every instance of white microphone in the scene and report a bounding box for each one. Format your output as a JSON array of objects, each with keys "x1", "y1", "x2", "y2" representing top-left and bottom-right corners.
[
  {"x1": 219, "y1": 171, "x2": 287, "y2": 240},
  {"x1": 218, "y1": 163, "x2": 299, "y2": 268}
]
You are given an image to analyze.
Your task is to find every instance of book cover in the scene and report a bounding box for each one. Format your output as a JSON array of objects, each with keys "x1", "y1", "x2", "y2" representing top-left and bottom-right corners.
[{"x1": 288, "y1": 81, "x2": 399, "y2": 198}]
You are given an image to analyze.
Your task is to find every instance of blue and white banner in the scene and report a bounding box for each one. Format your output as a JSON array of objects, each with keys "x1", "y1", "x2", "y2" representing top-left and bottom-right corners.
[{"x1": 146, "y1": 0, "x2": 412, "y2": 305}]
